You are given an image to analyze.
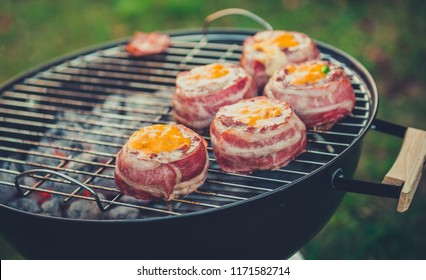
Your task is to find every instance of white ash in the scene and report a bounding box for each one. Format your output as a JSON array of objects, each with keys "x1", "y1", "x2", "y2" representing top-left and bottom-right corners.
[
  {"x1": 66, "y1": 194, "x2": 105, "y2": 220},
  {"x1": 106, "y1": 206, "x2": 139, "y2": 220},
  {"x1": 6, "y1": 197, "x2": 41, "y2": 213},
  {"x1": 40, "y1": 197, "x2": 63, "y2": 217}
]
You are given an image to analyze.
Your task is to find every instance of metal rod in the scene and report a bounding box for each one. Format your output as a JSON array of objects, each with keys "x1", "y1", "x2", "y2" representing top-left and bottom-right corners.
[
  {"x1": 1, "y1": 157, "x2": 114, "y2": 180},
  {"x1": 53, "y1": 66, "x2": 177, "y2": 85},
  {"x1": 0, "y1": 127, "x2": 123, "y2": 148},
  {"x1": 194, "y1": 190, "x2": 245, "y2": 201},
  {"x1": 304, "y1": 149, "x2": 338, "y2": 157},
  {"x1": 335, "y1": 122, "x2": 367, "y2": 128},
  {"x1": 23, "y1": 156, "x2": 71, "y2": 197},
  {"x1": 371, "y1": 118, "x2": 407, "y2": 138},
  {"x1": 207, "y1": 169, "x2": 291, "y2": 184},
  {"x1": 3, "y1": 180, "x2": 179, "y2": 215},
  {"x1": 332, "y1": 169, "x2": 402, "y2": 199},
  {"x1": 15, "y1": 169, "x2": 108, "y2": 211},
  {"x1": 69, "y1": 59, "x2": 180, "y2": 77},
  {"x1": 14, "y1": 84, "x2": 172, "y2": 106},
  {"x1": 205, "y1": 179, "x2": 271, "y2": 192},
  {"x1": 0, "y1": 147, "x2": 115, "y2": 168},
  {"x1": 84, "y1": 55, "x2": 193, "y2": 72},
  {"x1": 172, "y1": 198, "x2": 220, "y2": 208},
  {"x1": 0, "y1": 116, "x2": 131, "y2": 139},
  {"x1": 307, "y1": 138, "x2": 350, "y2": 147},
  {"x1": 63, "y1": 157, "x2": 115, "y2": 204},
  {"x1": 0, "y1": 168, "x2": 141, "y2": 194},
  {"x1": 275, "y1": 169, "x2": 309, "y2": 175},
  {"x1": 203, "y1": 8, "x2": 273, "y2": 33},
  {"x1": 0, "y1": 100, "x2": 166, "y2": 124},
  {"x1": 39, "y1": 72, "x2": 175, "y2": 92},
  {"x1": 293, "y1": 159, "x2": 326, "y2": 166},
  {"x1": 26, "y1": 77, "x2": 174, "y2": 99},
  {"x1": 307, "y1": 130, "x2": 359, "y2": 137},
  {"x1": 4, "y1": 90, "x2": 169, "y2": 115}
]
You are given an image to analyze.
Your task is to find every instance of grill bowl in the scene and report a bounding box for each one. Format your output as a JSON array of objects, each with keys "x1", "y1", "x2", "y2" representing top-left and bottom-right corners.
[{"x1": 0, "y1": 29, "x2": 378, "y2": 259}]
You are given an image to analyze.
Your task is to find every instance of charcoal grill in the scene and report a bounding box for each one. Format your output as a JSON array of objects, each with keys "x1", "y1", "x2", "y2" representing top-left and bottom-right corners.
[{"x1": 0, "y1": 9, "x2": 425, "y2": 259}]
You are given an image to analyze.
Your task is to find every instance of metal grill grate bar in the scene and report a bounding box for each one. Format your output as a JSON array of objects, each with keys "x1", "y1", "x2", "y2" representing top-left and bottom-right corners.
[
  {"x1": 0, "y1": 99, "x2": 165, "y2": 124},
  {"x1": 0, "y1": 167, "x2": 261, "y2": 204},
  {"x1": 3, "y1": 91, "x2": 169, "y2": 115},
  {"x1": 13, "y1": 84, "x2": 172, "y2": 106},
  {"x1": 0, "y1": 147, "x2": 115, "y2": 169},
  {"x1": 0, "y1": 181, "x2": 181, "y2": 216},
  {"x1": 0, "y1": 168, "x2": 118, "y2": 193},
  {"x1": 26, "y1": 77, "x2": 174, "y2": 99},
  {"x1": 0, "y1": 127, "x2": 123, "y2": 148},
  {"x1": 1, "y1": 157, "x2": 114, "y2": 179},
  {"x1": 0, "y1": 117, "x2": 130, "y2": 139},
  {"x1": 38, "y1": 72, "x2": 176, "y2": 92}
]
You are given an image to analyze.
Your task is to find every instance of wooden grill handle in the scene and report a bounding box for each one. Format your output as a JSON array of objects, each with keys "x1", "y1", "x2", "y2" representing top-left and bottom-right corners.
[{"x1": 382, "y1": 127, "x2": 426, "y2": 212}]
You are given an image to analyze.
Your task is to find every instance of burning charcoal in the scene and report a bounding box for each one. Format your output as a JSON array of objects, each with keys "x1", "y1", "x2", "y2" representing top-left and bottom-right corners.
[
  {"x1": 106, "y1": 206, "x2": 139, "y2": 220},
  {"x1": 0, "y1": 175, "x2": 18, "y2": 204},
  {"x1": 0, "y1": 161, "x2": 25, "y2": 175},
  {"x1": 22, "y1": 174, "x2": 38, "y2": 189},
  {"x1": 25, "y1": 147, "x2": 63, "y2": 168},
  {"x1": 120, "y1": 195, "x2": 144, "y2": 204},
  {"x1": 93, "y1": 167, "x2": 115, "y2": 188},
  {"x1": 43, "y1": 125, "x2": 66, "y2": 137},
  {"x1": 0, "y1": 163, "x2": 21, "y2": 203},
  {"x1": 18, "y1": 169, "x2": 78, "y2": 196},
  {"x1": 118, "y1": 194, "x2": 170, "y2": 217},
  {"x1": 61, "y1": 153, "x2": 102, "y2": 183},
  {"x1": 93, "y1": 94, "x2": 125, "y2": 114},
  {"x1": 40, "y1": 197, "x2": 63, "y2": 217},
  {"x1": 69, "y1": 141, "x2": 85, "y2": 151},
  {"x1": 89, "y1": 177, "x2": 117, "y2": 199},
  {"x1": 0, "y1": 184, "x2": 17, "y2": 204},
  {"x1": 6, "y1": 197, "x2": 41, "y2": 213},
  {"x1": 40, "y1": 180, "x2": 79, "y2": 196},
  {"x1": 66, "y1": 194, "x2": 105, "y2": 220},
  {"x1": 99, "y1": 167, "x2": 114, "y2": 178}
]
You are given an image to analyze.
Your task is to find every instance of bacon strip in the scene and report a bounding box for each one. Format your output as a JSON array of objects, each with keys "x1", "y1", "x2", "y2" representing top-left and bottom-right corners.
[
  {"x1": 210, "y1": 97, "x2": 306, "y2": 174},
  {"x1": 172, "y1": 63, "x2": 257, "y2": 131},
  {"x1": 264, "y1": 60, "x2": 355, "y2": 129},
  {"x1": 114, "y1": 125, "x2": 209, "y2": 201},
  {"x1": 240, "y1": 30, "x2": 320, "y2": 89},
  {"x1": 126, "y1": 31, "x2": 170, "y2": 57}
]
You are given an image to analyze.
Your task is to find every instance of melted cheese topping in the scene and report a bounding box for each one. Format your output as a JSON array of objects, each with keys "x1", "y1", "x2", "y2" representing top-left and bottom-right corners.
[
  {"x1": 254, "y1": 32, "x2": 299, "y2": 52},
  {"x1": 231, "y1": 100, "x2": 283, "y2": 127},
  {"x1": 273, "y1": 33, "x2": 299, "y2": 48},
  {"x1": 249, "y1": 32, "x2": 300, "y2": 76},
  {"x1": 187, "y1": 64, "x2": 229, "y2": 80},
  {"x1": 128, "y1": 125, "x2": 191, "y2": 154},
  {"x1": 177, "y1": 63, "x2": 240, "y2": 94},
  {"x1": 286, "y1": 62, "x2": 328, "y2": 85}
]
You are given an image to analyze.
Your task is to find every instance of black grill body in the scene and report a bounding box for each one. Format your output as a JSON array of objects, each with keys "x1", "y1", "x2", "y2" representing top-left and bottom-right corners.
[
  {"x1": 0, "y1": 149, "x2": 359, "y2": 259},
  {"x1": 0, "y1": 29, "x2": 378, "y2": 259}
]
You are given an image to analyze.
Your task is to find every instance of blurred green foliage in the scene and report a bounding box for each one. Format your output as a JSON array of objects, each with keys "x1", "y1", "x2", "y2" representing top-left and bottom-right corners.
[{"x1": 0, "y1": 0, "x2": 425, "y2": 259}]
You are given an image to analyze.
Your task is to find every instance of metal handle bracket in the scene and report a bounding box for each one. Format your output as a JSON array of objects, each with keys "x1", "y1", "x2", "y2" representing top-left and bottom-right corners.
[
  {"x1": 203, "y1": 8, "x2": 273, "y2": 36},
  {"x1": 14, "y1": 169, "x2": 108, "y2": 212}
]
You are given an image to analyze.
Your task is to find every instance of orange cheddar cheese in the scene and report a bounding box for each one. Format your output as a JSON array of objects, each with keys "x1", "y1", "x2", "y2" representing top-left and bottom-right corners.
[{"x1": 129, "y1": 125, "x2": 191, "y2": 154}]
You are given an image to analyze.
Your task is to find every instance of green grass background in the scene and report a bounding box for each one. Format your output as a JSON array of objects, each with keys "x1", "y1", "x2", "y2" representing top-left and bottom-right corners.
[{"x1": 0, "y1": 0, "x2": 425, "y2": 259}]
